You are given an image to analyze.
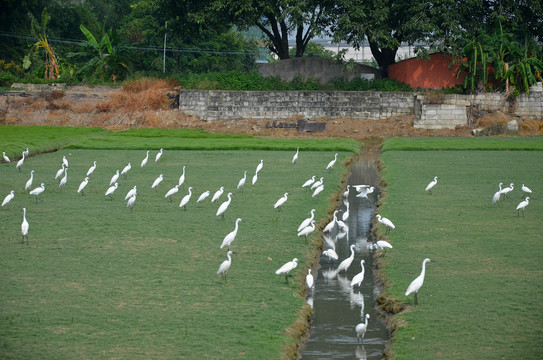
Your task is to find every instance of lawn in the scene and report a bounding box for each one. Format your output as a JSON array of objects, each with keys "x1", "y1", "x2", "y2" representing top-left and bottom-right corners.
[
  {"x1": 0, "y1": 127, "x2": 358, "y2": 359},
  {"x1": 378, "y1": 139, "x2": 543, "y2": 359}
]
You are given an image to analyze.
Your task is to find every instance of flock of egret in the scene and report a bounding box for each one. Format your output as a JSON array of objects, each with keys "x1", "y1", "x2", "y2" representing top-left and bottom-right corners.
[{"x1": 492, "y1": 182, "x2": 533, "y2": 217}]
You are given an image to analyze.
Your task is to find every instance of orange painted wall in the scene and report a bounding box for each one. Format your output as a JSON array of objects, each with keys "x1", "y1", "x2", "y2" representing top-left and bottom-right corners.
[{"x1": 388, "y1": 53, "x2": 465, "y2": 89}]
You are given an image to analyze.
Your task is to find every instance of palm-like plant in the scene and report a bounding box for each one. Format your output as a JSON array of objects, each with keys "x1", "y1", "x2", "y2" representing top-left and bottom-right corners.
[{"x1": 23, "y1": 8, "x2": 60, "y2": 79}]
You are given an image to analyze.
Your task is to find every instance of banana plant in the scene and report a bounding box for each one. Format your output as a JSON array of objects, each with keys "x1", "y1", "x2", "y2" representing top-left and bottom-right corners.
[{"x1": 23, "y1": 8, "x2": 60, "y2": 79}]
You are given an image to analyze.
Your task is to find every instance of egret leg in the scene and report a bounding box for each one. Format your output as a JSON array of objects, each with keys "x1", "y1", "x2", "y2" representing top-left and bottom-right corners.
[
  {"x1": 414, "y1": 293, "x2": 418, "y2": 306},
  {"x1": 285, "y1": 274, "x2": 289, "y2": 284},
  {"x1": 169, "y1": 197, "x2": 172, "y2": 202},
  {"x1": 305, "y1": 235, "x2": 308, "y2": 245},
  {"x1": 184, "y1": 206, "x2": 187, "y2": 211}
]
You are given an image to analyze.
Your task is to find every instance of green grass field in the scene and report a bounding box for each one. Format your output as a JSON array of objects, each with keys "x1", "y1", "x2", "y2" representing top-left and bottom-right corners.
[
  {"x1": 378, "y1": 140, "x2": 543, "y2": 359},
  {"x1": 0, "y1": 128, "x2": 356, "y2": 359}
]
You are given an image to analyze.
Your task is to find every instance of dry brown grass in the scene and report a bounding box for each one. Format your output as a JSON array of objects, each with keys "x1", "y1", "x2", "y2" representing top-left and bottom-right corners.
[{"x1": 100, "y1": 78, "x2": 177, "y2": 113}]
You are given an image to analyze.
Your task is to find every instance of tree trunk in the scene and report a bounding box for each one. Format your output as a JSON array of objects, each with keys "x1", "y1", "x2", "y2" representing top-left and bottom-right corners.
[{"x1": 368, "y1": 39, "x2": 398, "y2": 77}]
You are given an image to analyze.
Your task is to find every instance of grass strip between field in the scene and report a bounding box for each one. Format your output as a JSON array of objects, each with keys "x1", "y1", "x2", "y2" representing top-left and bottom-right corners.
[
  {"x1": 381, "y1": 136, "x2": 543, "y2": 151},
  {"x1": 377, "y1": 138, "x2": 543, "y2": 359}
]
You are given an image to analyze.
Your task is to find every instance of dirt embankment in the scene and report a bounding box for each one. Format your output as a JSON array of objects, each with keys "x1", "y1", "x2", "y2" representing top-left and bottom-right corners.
[{"x1": 1, "y1": 84, "x2": 541, "y2": 153}]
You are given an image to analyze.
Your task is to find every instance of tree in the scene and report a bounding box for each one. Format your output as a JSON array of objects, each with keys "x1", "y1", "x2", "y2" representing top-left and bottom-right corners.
[{"x1": 23, "y1": 8, "x2": 60, "y2": 79}]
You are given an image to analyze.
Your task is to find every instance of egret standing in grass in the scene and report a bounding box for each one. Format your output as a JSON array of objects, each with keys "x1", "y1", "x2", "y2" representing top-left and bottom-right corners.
[
  {"x1": 297, "y1": 220, "x2": 316, "y2": 244},
  {"x1": 151, "y1": 174, "x2": 164, "y2": 190},
  {"x1": 326, "y1": 153, "x2": 338, "y2": 171},
  {"x1": 216, "y1": 192, "x2": 233, "y2": 219},
  {"x1": 179, "y1": 187, "x2": 193, "y2": 210},
  {"x1": 220, "y1": 218, "x2": 242, "y2": 250},
  {"x1": 140, "y1": 150, "x2": 150, "y2": 167},
  {"x1": 124, "y1": 186, "x2": 137, "y2": 200},
  {"x1": 255, "y1": 159, "x2": 264, "y2": 174},
  {"x1": 109, "y1": 170, "x2": 120, "y2": 186},
  {"x1": 62, "y1": 155, "x2": 69, "y2": 168},
  {"x1": 355, "y1": 314, "x2": 370, "y2": 343},
  {"x1": 311, "y1": 177, "x2": 324, "y2": 190},
  {"x1": 16, "y1": 152, "x2": 25, "y2": 172},
  {"x1": 164, "y1": 184, "x2": 179, "y2": 202},
  {"x1": 500, "y1": 183, "x2": 514, "y2": 200},
  {"x1": 59, "y1": 168, "x2": 68, "y2": 189},
  {"x1": 178, "y1": 166, "x2": 186, "y2": 188},
  {"x1": 121, "y1": 162, "x2": 131, "y2": 179},
  {"x1": 338, "y1": 245, "x2": 356, "y2": 274},
  {"x1": 351, "y1": 260, "x2": 365, "y2": 288},
  {"x1": 302, "y1": 176, "x2": 316, "y2": 189},
  {"x1": 516, "y1": 197, "x2": 530, "y2": 217},
  {"x1": 155, "y1": 148, "x2": 163, "y2": 162},
  {"x1": 217, "y1": 250, "x2": 233, "y2": 284},
  {"x1": 2, "y1": 190, "x2": 15, "y2": 209},
  {"x1": 55, "y1": 164, "x2": 65, "y2": 180},
  {"x1": 425, "y1": 176, "x2": 438, "y2": 194},
  {"x1": 21, "y1": 207, "x2": 29, "y2": 244},
  {"x1": 196, "y1": 190, "x2": 210, "y2": 204},
  {"x1": 274, "y1": 192, "x2": 288, "y2": 211},
  {"x1": 312, "y1": 184, "x2": 324, "y2": 198},
  {"x1": 3, "y1": 152, "x2": 10, "y2": 162},
  {"x1": 376, "y1": 214, "x2": 395, "y2": 234},
  {"x1": 251, "y1": 172, "x2": 258, "y2": 185},
  {"x1": 297, "y1": 209, "x2": 316, "y2": 232},
  {"x1": 211, "y1": 187, "x2": 224, "y2": 203},
  {"x1": 127, "y1": 194, "x2": 136, "y2": 212},
  {"x1": 275, "y1": 258, "x2": 298, "y2": 284},
  {"x1": 374, "y1": 240, "x2": 393, "y2": 256},
  {"x1": 492, "y1": 182, "x2": 504, "y2": 204},
  {"x1": 292, "y1": 147, "x2": 299, "y2": 164},
  {"x1": 306, "y1": 269, "x2": 314, "y2": 291},
  {"x1": 25, "y1": 170, "x2": 35, "y2": 191},
  {"x1": 105, "y1": 182, "x2": 118, "y2": 200},
  {"x1": 521, "y1": 184, "x2": 532, "y2": 197},
  {"x1": 405, "y1": 258, "x2": 433, "y2": 306},
  {"x1": 86, "y1": 161, "x2": 97, "y2": 176},
  {"x1": 237, "y1": 171, "x2": 247, "y2": 192},
  {"x1": 77, "y1": 177, "x2": 89, "y2": 196}
]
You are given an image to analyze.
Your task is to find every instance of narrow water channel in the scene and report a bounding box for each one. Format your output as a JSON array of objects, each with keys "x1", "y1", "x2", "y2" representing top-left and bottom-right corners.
[{"x1": 301, "y1": 153, "x2": 389, "y2": 360}]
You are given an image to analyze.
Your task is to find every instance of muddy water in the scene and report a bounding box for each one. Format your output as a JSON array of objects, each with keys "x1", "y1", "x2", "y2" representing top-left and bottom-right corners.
[{"x1": 301, "y1": 154, "x2": 389, "y2": 359}]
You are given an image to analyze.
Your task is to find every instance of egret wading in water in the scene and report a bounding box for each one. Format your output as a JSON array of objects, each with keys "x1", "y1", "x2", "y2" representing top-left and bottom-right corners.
[
  {"x1": 87, "y1": 161, "x2": 97, "y2": 176},
  {"x1": 374, "y1": 240, "x2": 393, "y2": 256},
  {"x1": 405, "y1": 258, "x2": 433, "y2": 306},
  {"x1": 292, "y1": 147, "x2": 299, "y2": 164},
  {"x1": 376, "y1": 214, "x2": 395, "y2": 234},
  {"x1": 237, "y1": 171, "x2": 247, "y2": 192},
  {"x1": 121, "y1": 163, "x2": 131, "y2": 179},
  {"x1": 155, "y1": 148, "x2": 163, "y2": 162},
  {"x1": 165, "y1": 185, "x2": 179, "y2": 202},
  {"x1": 425, "y1": 176, "x2": 438, "y2": 194},
  {"x1": 105, "y1": 182, "x2": 118, "y2": 200},
  {"x1": 179, "y1": 187, "x2": 193, "y2": 211},
  {"x1": 220, "y1": 218, "x2": 243, "y2": 250},
  {"x1": 306, "y1": 269, "x2": 314, "y2": 291},
  {"x1": 356, "y1": 314, "x2": 370, "y2": 343},
  {"x1": 217, "y1": 250, "x2": 233, "y2": 284},
  {"x1": 516, "y1": 197, "x2": 530, "y2": 217},
  {"x1": 323, "y1": 210, "x2": 338, "y2": 233},
  {"x1": 297, "y1": 209, "x2": 316, "y2": 232},
  {"x1": 350, "y1": 260, "x2": 365, "y2": 288},
  {"x1": 298, "y1": 220, "x2": 316, "y2": 244},
  {"x1": 338, "y1": 244, "x2": 356, "y2": 274},
  {"x1": 326, "y1": 153, "x2": 338, "y2": 172},
  {"x1": 77, "y1": 177, "x2": 89, "y2": 196},
  {"x1": 302, "y1": 176, "x2": 316, "y2": 189},
  {"x1": 322, "y1": 249, "x2": 339, "y2": 260},
  {"x1": 21, "y1": 207, "x2": 29, "y2": 244},
  {"x1": 141, "y1": 150, "x2": 150, "y2": 167},
  {"x1": 3, "y1": 152, "x2": 10, "y2": 162},
  {"x1": 216, "y1": 192, "x2": 233, "y2": 220},
  {"x1": 2, "y1": 190, "x2": 15, "y2": 209},
  {"x1": 25, "y1": 170, "x2": 35, "y2": 191},
  {"x1": 274, "y1": 192, "x2": 288, "y2": 211},
  {"x1": 275, "y1": 258, "x2": 298, "y2": 284},
  {"x1": 211, "y1": 187, "x2": 224, "y2": 203},
  {"x1": 492, "y1": 182, "x2": 504, "y2": 204},
  {"x1": 151, "y1": 174, "x2": 164, "y2": 190}
]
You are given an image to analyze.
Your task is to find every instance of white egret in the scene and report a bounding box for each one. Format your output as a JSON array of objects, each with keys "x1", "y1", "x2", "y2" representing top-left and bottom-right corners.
[
  {"x1": 274, "y1": 192, "x2": 288, "y2": 211},
  {"x1": 109, "y1": 170, "x2": 120, "y2": 186},
  {"x1": 127, "y1": 194, "x2": 136, "y2": 212},
  {"x1": 151, "y1": 174, "x2": 164, "y2": 190},
  {"x1": 500, "y1": 183, "x2": 514, "y2": 200},
  {"x1": 155, "y1": 148, "x2": 163, "y2": 162},
  {"x1": 16, "y1": 152, "x2": 25, "y2": 171},
  {"x1": 338, "y1": 245, "x2": 356, "y2": 274},
  {"x1": 164, "y1": 185, "x2": 179, "y2": 202},
  {"x1": 297, "y1": 209, "x2": 316, "y2": 232},
  {"x1": 492, "y1": 182, "x2": 503, "y2": 204},
  {"x1": 179, "y1": 187, "x2": 193, "y2": 210},
  {"x1": 211, "y1": 187, "x2": 224, "y2": 203},
  {"x1": 25, "y1": 170, "x2": 35, "y2": 191},
  {"x1": 326, "y1": 153, "x2": 338, "y2": 171},
  {"x1": 140, "y1": 150, "x2": 150, "y2": 167},
  {"x1": 342, "y1": 202, "x2": 350, "y2": 222},
  {"x1": 23, "y1": 148, "x2": 29, "y2": 157},
  {"x1": 516, "y1": 197, "x2": 530, "y2": 217},
  {"x1": 355, "y1": 314, "x2": 370, "y2": 344},
  {"x1": 220, "y1": 218, "x2": 242, "y2": 250},
  {"x1": 343, "y1": 185, "x2": 350, "y2": 199},
  {"x1": 59, "y1": 168, "x2": 68, "y2": 188},
  {"x1": 251, "y1": 172, "x2": 258, "y2": 185},
  {"x1": 302, "y1": 176, "x2": 316, "y2": 189},
  {"x1": 337, "y1": 219, "x2": 348, "y2": 233},
  {"x1": 237, "y1": 171, "x2": 247, "y2": 192},
  {"x1": 336, "y1": 224, "x2": 348, "y2": 241},
  {"x1": 77, "y1": 177, "x2": 89, "y2": 196},
  {"x1": 356, "y1": 186, "x2": 374, "y2": 199},
  {"x1": 217, "y1": 250, "x2": 233, "y2": 284},
  {"x1": 292, "y1": 147, "x2": 299, "y2": 164},
  {"x1": 352, "y1": 184, "x2": 370, "y2": 192},
  {"x1": 376, "y1": 214, "x2": 395, "y2": 234},
  {"x1": 62, "y1": 155, "x2": 69, "y2": 168},
  {"x1": 21, "y1": 207, "x2": 29, "y2": 244},
  {"x1": 216, "y1": 192, "x2": 233, "y2": 219},
  {"x1": 312, "y1": 184, "x2": 324, "y2": 198},
  {"x1": 425, "y1": 176, "x2": 438, "y2": 194},
  {"x1": 521, "y1": 184, "x2": 532, "y2": 196},
  {"x1": 255, "y1": 159, "x2": 264, "y2": 174},
  {"x1": 311, "y1": 177, "x2": 324, "y2": 190},
  {"x1": 2, "y1": 190, "x2": 15, "y2": 209},
  {"x1": 86, "y1": 161, "x2": 97, "y2": 176},
  {"x1": 29, "y1": 183, "x2": 45, "y2": 201},
  {"x1": 306, "y1": 269, "x2": 314, "y2": 290},
  {"x1": 374, "y1": 240, "x2": 393, "y2": 256},
  {"x1": 406, "y1": 258, "x2": 433, "y2": 306},
  {"x1": 196, "y1": 190, "x2": 210, "y2": 203},
  {"x1": 54, "y1": 164, "x2": 65, "y2": 180},
  {"x1": 121, "y1": 162, "x2": 131, "y2": 178},
  {"x1": 297, "y1": 220, "x2": 316, "y2": 244},
  {"x1": 105, "y1": 182, "x2": 118, "y2": 200},
  {"x1": 3, "y1": 152, "x2": 10, "y2": 162},
  {"x1": 322, "y1": 249, "x2": 339, "y2": 260},
  {"x1": 275, "y1": 258, "x2": 298, "y2": 284},
  {"x1": 178, "y1": 166, "x2": 186, "y2": 187},
  {"x1": 124, "y1": 186, "x2": 137, "y2": 200},
  {"x1": 323, "y1": 210, "x2": 338, "y2": 233},
  {"x1": 350, "y1": 260, "x2": 365, "y2": 288}
]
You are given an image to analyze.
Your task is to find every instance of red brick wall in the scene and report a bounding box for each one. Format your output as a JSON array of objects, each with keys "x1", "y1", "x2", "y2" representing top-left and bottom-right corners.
[{"x1": 388, "y1": 53, "x2": 465, "y2": 89}]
